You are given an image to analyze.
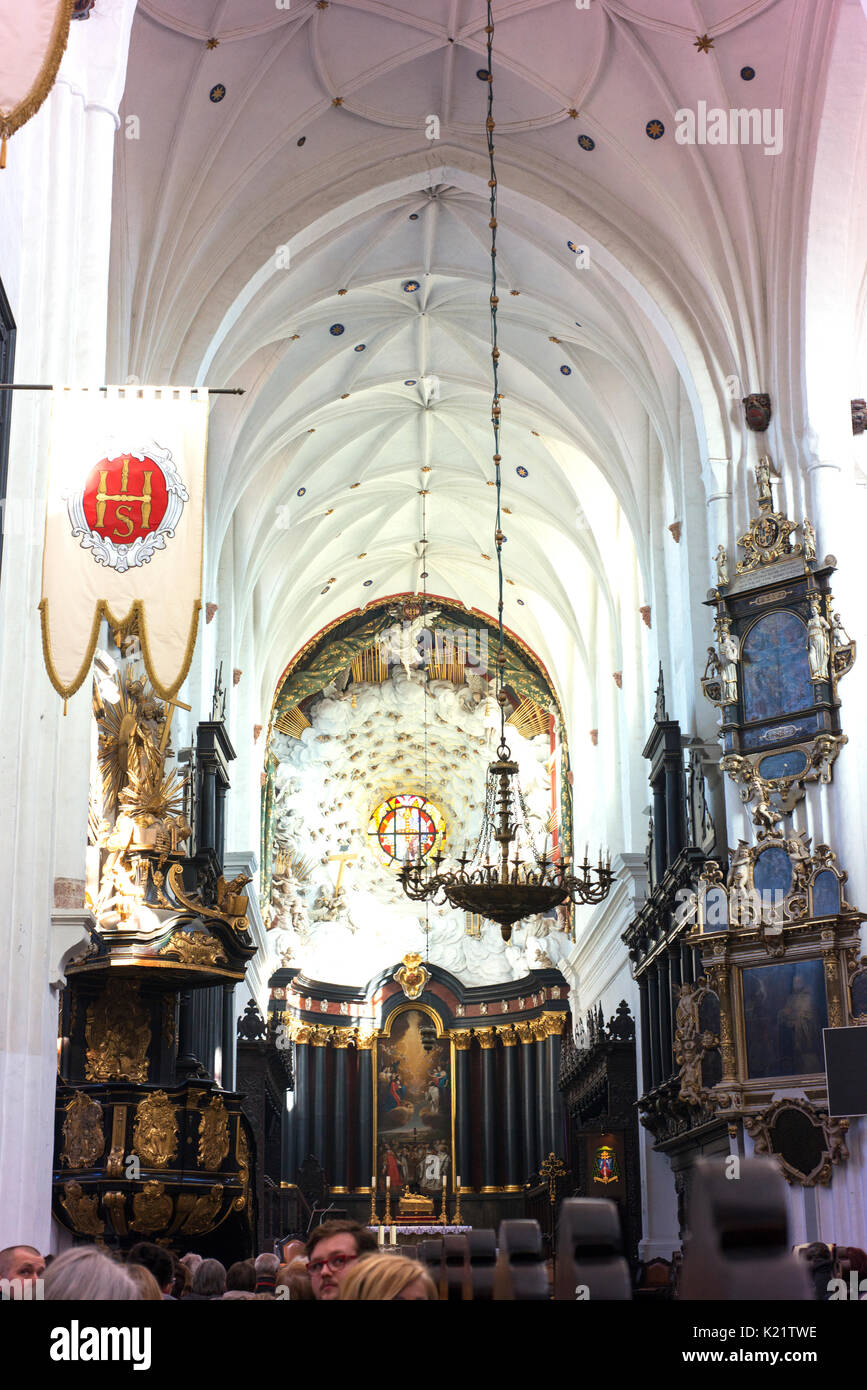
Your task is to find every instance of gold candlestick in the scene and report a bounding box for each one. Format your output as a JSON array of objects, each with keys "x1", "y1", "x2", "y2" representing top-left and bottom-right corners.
[
  {"x1": 384, "y1": 1181, "x2": 393, "y2": 1226},
  {"x1": 454, "y1": 1181, "x2": 463, "y2": 1226},
  {"x1": 369, "y1": 1180, "x2": 377, "y2": 1228},
  {"x1": 439, "y1": 1181, "x2": 448, "y2": 1226}
]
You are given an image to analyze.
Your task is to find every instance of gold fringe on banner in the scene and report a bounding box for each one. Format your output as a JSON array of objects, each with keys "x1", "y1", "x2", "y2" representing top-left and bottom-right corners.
[
  {"x1": 38, "y1": 597, "x2": 202, "y2": 703},
  {"x1": 0, "y1": 1, "x2": 75, "y2": 166}
]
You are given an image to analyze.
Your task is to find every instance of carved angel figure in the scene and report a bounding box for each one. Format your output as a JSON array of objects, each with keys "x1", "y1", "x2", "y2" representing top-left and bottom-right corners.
[{"x1": 714, "y1": 545, "x2": 729, "y2": 587}]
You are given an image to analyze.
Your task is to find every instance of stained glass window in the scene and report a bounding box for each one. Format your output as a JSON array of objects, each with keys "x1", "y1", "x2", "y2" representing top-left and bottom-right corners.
[{"x1": 368, "y1": 793, "x2": 445, "y2": 866}]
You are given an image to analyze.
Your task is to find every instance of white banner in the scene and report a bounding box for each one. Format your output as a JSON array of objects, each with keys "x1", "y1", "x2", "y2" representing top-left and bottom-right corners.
[
  {"x1": 40, "y1": 386, "x2": 208, "y2": 700},
  {"x1": 0, "y1": 0, "x2": 73, "y2": 162}
]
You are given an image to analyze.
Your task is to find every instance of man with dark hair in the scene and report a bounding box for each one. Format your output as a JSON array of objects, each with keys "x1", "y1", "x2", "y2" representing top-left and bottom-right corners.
[
  {"x1": 305, "y1": 1220, "x2": 377, "y2": 1301},
  {"x1": 128, "y1": 1241, "x2": 175, "y2": 1299},
  {"x1": 0, "y1": 1245, "x2": 45, "y2": 1287}
]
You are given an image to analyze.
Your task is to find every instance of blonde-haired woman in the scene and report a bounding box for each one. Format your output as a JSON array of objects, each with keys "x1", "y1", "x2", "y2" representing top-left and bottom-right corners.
[
  {"x1": 339, "y1": 1253, "x2": 437, "y2": 1301},
  {"x1": 44, "y1": 1247, "x2": 142, "y2": 1300}
]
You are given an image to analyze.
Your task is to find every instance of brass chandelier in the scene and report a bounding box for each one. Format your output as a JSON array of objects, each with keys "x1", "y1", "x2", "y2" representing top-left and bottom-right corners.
[{"x1": 399, "y1": 3, "x2": 614, "y2": 941}]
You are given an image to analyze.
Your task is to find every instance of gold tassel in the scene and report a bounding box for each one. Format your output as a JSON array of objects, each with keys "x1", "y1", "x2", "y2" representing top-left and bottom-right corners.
[{"x1": 0, "y1": 138, "x2": 6, "y2": 170}]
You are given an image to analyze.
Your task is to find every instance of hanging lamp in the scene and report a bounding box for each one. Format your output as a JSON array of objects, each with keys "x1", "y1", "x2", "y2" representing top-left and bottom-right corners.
[{"x1": 399, "y1": 2, "x2": 614, "y2": 940}]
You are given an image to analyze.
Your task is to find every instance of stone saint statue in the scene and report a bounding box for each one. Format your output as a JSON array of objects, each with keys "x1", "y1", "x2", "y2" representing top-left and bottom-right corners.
[
  {"x1": 802, "y1": 518, "x2": 816, "y2": 562},
  {"x1": 714, "y1": 545, "x2": 729, "y2": 587},
  {"x1": 807, "y1": 598, "x2": 830, "y2": 682},
  {"x1": 717, "y1": 625, "x2": 739, "y2": 704},
  {"x1": 755, "y1": 456, "x2": 773, "y2": 504}
]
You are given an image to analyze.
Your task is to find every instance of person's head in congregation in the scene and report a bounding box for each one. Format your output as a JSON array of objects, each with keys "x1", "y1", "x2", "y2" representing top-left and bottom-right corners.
[
  {"x1": 0, "y1": 1244, "x2": 45, "y2": 1287},
  {"x1": 339, "y1": 1253, "x2": 437, "y2": 1301},
  {"x1": 226, "y1": 1258, "x2": 256, "y2": 1292},
  {"x1": 305, "y1": 1219, "x2": 378, "y2": 1300},
  {"x1": 187, "y1": 1257, "x2": 227, "y2": 1300},
  {"x1": 254, "y1": 1251, "x2": 280, "y2": 1294},
  {"x1": 125, "y1": 1262, "x2": 163, "y2": 1301},
  {"x1": 128, "y1": 1240, "x2": 175, "y2": 1298},
  {"x1": 43, "y1": 1247, "x2": 142, "y2": 1301}
]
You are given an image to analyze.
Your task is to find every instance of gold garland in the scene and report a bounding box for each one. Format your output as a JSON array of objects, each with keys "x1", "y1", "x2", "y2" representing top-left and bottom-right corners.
[
  {"x1": 0, "y1": 0, "x2": 75, "y2": 167},
  {"x1": 39, "y1": 596, "x2": 202, "y2": 702}
]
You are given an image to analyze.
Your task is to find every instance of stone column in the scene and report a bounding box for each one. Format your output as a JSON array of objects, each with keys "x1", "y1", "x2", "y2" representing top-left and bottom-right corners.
[
  {"x1": 535, "y1": 1021, "x2": 550, "y2": 1161},
  {"x1": 637, "y1": 974, "x2": 651, "y2": 1093},
  {"x1": 477, "y1": 1028, "x2": 498, "y2": 1192},
  {"x1": 647, "y1": 965, "x2": 662, "y2": 1088},
  {"x1": 294, "y1": 1030, "x2": 311, "y2": 1171},
  {"x1": 330, "y1": 1033, "x2": 350, "y2": 1192},
  {"x1": 453, "y1": 1030, "x2": 473, "y2": 1190},
  {"x1": 658, "y1": 959, "x2": 673, "y2": 1082},
  {"x1": 518, "y1": 1023, "x2": 537, "y2": 1180},
  {"x1": 356, "y1": 1033, "x2": 374, "y2": 1192},
  {"x1": 221, "y1": 985, "x2": 236, "y2": 1091},
  {"x1": 545, "y1": 1015, "x2": 565, "y2": 1158},
  {"x1": 500, "y1": 1026, "x2": 520, "y2": 1190},
  {"x1": 311, "y1": 1027, "x2": 328, "y2": 1169},
  {"x1": 0, "y1": 0, "x2": 138, "y2": 1252}
]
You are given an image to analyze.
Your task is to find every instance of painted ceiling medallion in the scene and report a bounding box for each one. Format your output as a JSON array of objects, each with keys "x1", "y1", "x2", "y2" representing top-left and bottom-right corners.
[
  {"x1": 420, "y1": 571, "x2": 429, "y2": 579},
  {"x1": 560, "y1": 365, "x2": 572, "y2": 376},
  {"x1": 404, "y1": 379, "x2": 417, "y2": 386},
  {"x1": 740, "y1": 66, "x2": 756, "y2": 81},
  {"x1": 517, "y1": 598, "x2": 525, "y2": 606},
  {"x1": 477, "y1": 69, "x2": 490, "y2": 81},
  {"x1": 205, "y1": 37, "x2": 220, "y2": 50},
  {"x1": 408, "y1": 213, "x2": 419, "y2": 221},
  {"x1": 297, "y1": 487, "x2": 306, "y2": 497},
  {"x1": 567, "y1": 240, "x2": 578, "y2": 252},
  {"x1": 402, "y1": 280, "x2": 421, "y2": 293},
  {"x1": 320, "y1": 587, "x2": 330, "y2": 595},
  {"x1": 337, "y1": 288, "x2": 348, "y2": 296},
  {"x1": 297, "y1": 136, "x2": 306, "y2": 146},
  {"x1": 516, "y1": 466, "x2": 529, "y2": 477},
  {"x1": 646, "y1": 119, "x2": 665, "y2": 140},
  {"x1": 694, "y1": 33, "x2": 714, "y2": 53},
  {"x1": 209, "y1": 84, "x2": 226, "y2": 103},
  {"x1": 578, "y1": 134, "x2": 595, "y2": 151},
  {"x1": 329, "y1": 323, "x2": 345, "y2": 335},
  {"x1": 363, "y1": 579, "x2": 373, "y2": 586},
  {"x1": 354, "y1": 343, "x2": 366, "y2": 352},
  {"x1": 349, "y1": 482, "x2": 361, "y2": 489}
]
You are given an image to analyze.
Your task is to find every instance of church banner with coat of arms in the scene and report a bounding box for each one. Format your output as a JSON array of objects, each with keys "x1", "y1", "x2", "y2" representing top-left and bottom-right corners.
[{"x1": 40, "y1": 386, "x2": 208, "y2": 700}]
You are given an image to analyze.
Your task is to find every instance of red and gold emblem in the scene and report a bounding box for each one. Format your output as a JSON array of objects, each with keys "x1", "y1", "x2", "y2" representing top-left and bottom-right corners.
[{"x1": 66, "y1": 442, "x2": 188, "y2": 573}]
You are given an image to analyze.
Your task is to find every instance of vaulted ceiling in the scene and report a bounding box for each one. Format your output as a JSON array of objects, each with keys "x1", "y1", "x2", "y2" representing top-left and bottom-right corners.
[{"x1": 109, "y1": 0, "x2": 843, "y2": 759}]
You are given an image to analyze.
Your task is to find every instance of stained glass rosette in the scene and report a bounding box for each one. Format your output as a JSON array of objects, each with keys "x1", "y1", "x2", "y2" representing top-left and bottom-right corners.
[{"x1": 368, "y1": 793, "x2": 446, "y2": 869}]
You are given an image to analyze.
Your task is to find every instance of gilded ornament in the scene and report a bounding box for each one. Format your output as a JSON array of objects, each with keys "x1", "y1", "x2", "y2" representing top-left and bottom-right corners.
[
  {"x1": 85, "y1": 980, "x2": 151, "y2": 1083},
  {"x1": 198, "y1": 1094, "x2": 230, "y2": 1169},
  {"x1": 61, "y1": 1181, "x2": 104, "y2": 1236},
  {"x1": 182, "y1": 1184, "x2": 224, "y2": 1234},
  {"x1": 393, "y1": 952, "x2": 431, "y2": 1000},
  {"x1": 475, "y1": 1027, "x2": 497, "y2": 1049},
  {"x1": 159, "y1": 928, "x2": 227, "y2": 966},
  {"x1": 60, "y1": 1091, "x2": 105, "y2": 1169},
  {"x1": 131, "y1": 1180, "x2": 173, "y2": 1233},
  {"x1": 133, "y1": 1091, "x2": 179, "y2": 1169},
  {"x1": 452, "y1": 1029, "x2": 473, "y2": 1050}
]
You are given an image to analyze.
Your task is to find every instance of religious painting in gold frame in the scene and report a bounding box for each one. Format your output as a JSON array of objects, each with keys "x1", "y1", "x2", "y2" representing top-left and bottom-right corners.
[{"x1": 373, "y1": 1002, "x2": 455, "y2": 1196}]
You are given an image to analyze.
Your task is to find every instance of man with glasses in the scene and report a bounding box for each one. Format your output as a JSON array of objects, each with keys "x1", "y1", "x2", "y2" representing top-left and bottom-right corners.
[{"x1": 305, "y1": 1220, "x2": 377, "y2": 1301}]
